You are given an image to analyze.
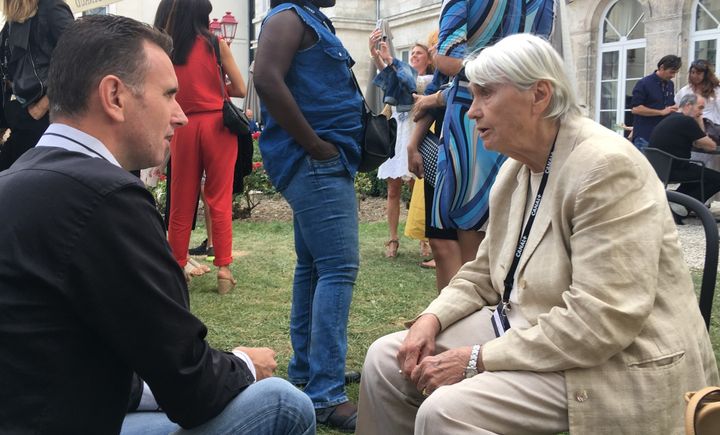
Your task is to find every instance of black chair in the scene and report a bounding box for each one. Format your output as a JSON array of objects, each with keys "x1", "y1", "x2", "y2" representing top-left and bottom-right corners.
[
  {"x1": 645, "y1": 147, "x2": 705, "y2": 203},
  {"x1": 667, "y1": 190, "x2": 718, "y2": 330}
]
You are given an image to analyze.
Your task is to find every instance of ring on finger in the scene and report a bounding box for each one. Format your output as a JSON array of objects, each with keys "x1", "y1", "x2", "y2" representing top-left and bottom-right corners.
[{"x1": 422, "y1": 388, "x2": 429, "y2": 397}]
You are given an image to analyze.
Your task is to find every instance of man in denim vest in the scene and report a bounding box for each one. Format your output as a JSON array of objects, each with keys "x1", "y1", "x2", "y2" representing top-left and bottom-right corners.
[{"x1": 254, "y1": 0, "x2": 363, "y2": 432}]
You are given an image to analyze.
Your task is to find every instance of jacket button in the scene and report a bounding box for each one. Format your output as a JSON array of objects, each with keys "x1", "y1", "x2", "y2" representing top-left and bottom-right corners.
[
  {"x1": 575, "y1": 390, "x2": 588, "y2": 402},
  {"x1": 519, "y1": 279, "x2": 527, "y2": 289}
]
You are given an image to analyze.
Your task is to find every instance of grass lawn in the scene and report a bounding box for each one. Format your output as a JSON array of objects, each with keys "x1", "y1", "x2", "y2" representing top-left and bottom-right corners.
[{"x1": 187, "y1": 218, "x2": 720, "y2": 435}]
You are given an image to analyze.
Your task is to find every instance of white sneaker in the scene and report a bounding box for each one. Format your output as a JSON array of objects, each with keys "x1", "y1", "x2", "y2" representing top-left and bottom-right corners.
[{"x1": 670, "y1": 203, "x2": 689, "y2": 217}]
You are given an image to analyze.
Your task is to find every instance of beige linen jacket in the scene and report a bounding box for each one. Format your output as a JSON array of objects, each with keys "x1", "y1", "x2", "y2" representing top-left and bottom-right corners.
[{"x1": 422, "y1": 115, "x2": 719, "y2": 434}]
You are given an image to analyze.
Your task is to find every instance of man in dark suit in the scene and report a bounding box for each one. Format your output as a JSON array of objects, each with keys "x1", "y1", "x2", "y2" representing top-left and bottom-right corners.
[{"x1": 0, "y1": 15, "x2": 314, "y2": 435}]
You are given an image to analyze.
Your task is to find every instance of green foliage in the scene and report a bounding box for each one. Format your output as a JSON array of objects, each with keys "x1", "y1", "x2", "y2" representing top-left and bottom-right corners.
[
  {"x1": 355, "y1": 169, "x2": 413, "y2": 205},
  {"x1": 355, "y1": 169, "x2": 387, "y2": 198},
  {"x1": 149, "y1": 178, "x2": 167, "y2": 215}
]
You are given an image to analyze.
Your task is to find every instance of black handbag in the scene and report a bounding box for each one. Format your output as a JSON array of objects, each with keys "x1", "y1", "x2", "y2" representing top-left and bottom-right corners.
[
  {"x1": 418, "y1": 133, "x2": 440, "y2": 187},
  {"x1": 350, "y1": 70, "x2": 397, "y2": 173},
  {"x1": 211, "y1": 37, "x2": 250, "y2": 136},
  {"x1": 222, "y1": 99, "x2": 249, "y2": 136}
]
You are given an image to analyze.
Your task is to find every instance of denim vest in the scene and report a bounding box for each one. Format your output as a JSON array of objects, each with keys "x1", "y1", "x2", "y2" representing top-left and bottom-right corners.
[
  {"x1": 258, "y1": 2, "x2": 363, "y2": 191},
  {"x1": 372, "y1": 59, "x2": 417, "y2": 112}
]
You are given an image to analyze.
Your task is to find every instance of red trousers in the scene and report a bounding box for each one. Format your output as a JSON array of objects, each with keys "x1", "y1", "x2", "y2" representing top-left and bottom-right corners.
[{"x1": 168, "y1": 111, "x2": 237, "y2": 267}]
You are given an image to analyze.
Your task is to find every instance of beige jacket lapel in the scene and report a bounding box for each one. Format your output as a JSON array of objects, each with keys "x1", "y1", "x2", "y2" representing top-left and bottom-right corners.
[
  {"x1": 514, "y1": 117, "x2": 584, "y2": 275},
  {"x1": 496, "y1": 166, "x2": 530, "y2": 276}
]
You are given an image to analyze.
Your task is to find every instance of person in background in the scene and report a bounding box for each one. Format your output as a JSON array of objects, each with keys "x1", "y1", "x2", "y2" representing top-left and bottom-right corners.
[
  {"x1": 254, "y1": 0, "x2": 363, "y2": 431},
  {"x1": 246, "y1": 108, "x2": 260, "y2": 133},
  {"x1": 356, "y1": 33, "x2": 718, "y2": 435},
  {"x1": 0, "y1": 0, "x2": 73, "y2": 171},
  {"x1": 408, "y1": 0, "x2": 555, "y2": 289},
  {"x1": 154, "y1": 0, "x2": 247, "y2": 294},
  {"x1": 649, "y1": 93, "x2": 720, "y2": 221},
  {"x1": 406, "y1": 27, "x2": 462, "y2": 286},
  {"x1": 630, "y1": 54, "x2": 681, "y2": 149},
  {"x1": 675, "y1": 59, "x2": 720, "y2": 199},
  {"x1": 0, "y1": 14, "x2": 314, "y2": 435},
  {"x1": 369, "y1": 31, "x2": 434, "y2": 258}
]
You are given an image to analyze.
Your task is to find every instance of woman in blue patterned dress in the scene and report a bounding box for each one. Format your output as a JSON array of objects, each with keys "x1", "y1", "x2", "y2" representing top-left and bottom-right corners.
[{"x1": 430, "y1": 0, "x2": 556, "y2": 262}]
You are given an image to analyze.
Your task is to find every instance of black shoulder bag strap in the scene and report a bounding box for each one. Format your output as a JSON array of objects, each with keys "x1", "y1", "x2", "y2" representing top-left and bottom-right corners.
[{"x1": 210, "y1": 36, "x2": 228, "y2": 102}]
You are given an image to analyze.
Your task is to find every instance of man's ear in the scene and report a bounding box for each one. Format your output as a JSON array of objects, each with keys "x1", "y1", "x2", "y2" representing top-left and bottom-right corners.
[
  {"x1": 97, "y1": 75, "x2": 129, "y2": 123},
  {"x1": 531, "y1": 80, "x2": 553, "y2": 116}
]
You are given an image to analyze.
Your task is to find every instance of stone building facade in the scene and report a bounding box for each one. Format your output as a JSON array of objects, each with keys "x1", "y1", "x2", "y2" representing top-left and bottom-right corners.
[{"x1": 252, "y1": 0, "x2": 720, "y2": 131}]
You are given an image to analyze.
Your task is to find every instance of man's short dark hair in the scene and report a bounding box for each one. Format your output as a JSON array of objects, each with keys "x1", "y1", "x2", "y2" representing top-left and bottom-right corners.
[
  {"x1": 657, "y1": 55, "x2": 682, "y2": 70},
  {"x1": 48, "y1": 15, "x2": 173, "y2": 118}
]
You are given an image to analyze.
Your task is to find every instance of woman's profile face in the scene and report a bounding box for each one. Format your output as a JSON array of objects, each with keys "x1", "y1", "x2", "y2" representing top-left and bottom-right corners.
[{"x1": 689, "y1": 67, "x2": 706, "y2": 86}]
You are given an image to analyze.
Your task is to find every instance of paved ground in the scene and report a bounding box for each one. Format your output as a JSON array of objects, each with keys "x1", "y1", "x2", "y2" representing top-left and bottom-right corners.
[{"x1": 677, "y1": 218, "x2": 719, "y2": 271}]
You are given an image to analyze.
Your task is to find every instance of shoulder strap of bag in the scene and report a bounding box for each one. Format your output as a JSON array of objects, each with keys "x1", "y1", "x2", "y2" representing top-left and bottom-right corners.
[
  {"x1": 210, "y1": 36, "x2": 228, "y2": 101},
  {"x1": 348, "y1": 68, "x2": 373, "y2": 115},
  {"x1": 685, "y1": 386, "x2": 720, "y2": 435}
]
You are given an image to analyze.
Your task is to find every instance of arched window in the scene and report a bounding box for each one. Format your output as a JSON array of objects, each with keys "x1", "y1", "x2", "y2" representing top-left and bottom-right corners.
[
  {"x1": 596, "y1": 0, "x2": 646, "y2": 131},
  {"x1": 691, "y1": 0, "x2": 720, "y2": 69}
]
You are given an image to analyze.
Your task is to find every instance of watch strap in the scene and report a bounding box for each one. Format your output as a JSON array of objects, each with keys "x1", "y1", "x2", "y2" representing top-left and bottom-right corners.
[{"x1": 467, "y1": 344, "x2": 481, "y2": 373}]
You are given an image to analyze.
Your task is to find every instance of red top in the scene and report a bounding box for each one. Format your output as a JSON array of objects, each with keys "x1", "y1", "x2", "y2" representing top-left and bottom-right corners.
[{"x1": 174, "y1": 35, "x2": 224, "y2": 115}]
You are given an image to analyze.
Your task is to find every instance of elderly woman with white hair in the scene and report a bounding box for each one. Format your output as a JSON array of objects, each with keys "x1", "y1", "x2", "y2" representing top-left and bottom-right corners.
[{"x1": 355, "y1": 33, "x2": 718, "y2": 435}]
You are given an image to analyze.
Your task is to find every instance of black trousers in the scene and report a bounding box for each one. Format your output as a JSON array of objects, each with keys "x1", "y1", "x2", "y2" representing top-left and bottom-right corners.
[{"x1": 670, "y1": 161, "x2": 720, "y2": 203}]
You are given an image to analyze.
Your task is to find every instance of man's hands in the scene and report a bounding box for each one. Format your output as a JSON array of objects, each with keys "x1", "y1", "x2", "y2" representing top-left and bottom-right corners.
[
  {"x1": 660, "y1": 105, "x2": 678, "y2": 116},
  {"x1": 234, "y1": 346, "x2": 277, "y2": 381}
]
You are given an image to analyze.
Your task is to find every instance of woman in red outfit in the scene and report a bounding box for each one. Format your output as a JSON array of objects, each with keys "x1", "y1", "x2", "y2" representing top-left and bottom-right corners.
[{"x1": 154, "y1": 0, "x2": 246, "y2": 293}]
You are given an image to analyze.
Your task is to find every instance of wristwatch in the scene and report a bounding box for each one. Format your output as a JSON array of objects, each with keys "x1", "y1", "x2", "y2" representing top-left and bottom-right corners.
[{"x1": 464, "y1": 344, "x2": 481, "y2": 378}]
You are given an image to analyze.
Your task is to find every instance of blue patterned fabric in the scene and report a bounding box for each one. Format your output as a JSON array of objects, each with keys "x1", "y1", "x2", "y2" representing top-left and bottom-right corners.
[{"x1": 432, "y1": 0, "x2": 556, "y2": 230}]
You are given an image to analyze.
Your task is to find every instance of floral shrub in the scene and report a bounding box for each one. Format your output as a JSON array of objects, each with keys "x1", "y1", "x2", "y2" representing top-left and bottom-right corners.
[{"x1": 232, "y1": 131, "x2": 275, "y2": 219}]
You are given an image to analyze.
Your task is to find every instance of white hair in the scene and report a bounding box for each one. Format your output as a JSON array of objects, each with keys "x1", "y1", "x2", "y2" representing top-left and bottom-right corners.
[{"x1": 464, "y1": 33, "x2": 580, "y2": 121}]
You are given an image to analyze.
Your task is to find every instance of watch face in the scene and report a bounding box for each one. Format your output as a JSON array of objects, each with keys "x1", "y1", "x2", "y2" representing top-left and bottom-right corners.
[{"x1": 464, "y1": 368, "x2": 478, "y2": 379}]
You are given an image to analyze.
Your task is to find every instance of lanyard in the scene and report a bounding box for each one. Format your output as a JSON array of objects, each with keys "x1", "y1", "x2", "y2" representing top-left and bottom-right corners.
[
  {"x1": 43, "y1": 132, "x2": 109, "y2": 162},
  {"x1": 500, "y1": 137, "x2": 557, "y2": 316}
]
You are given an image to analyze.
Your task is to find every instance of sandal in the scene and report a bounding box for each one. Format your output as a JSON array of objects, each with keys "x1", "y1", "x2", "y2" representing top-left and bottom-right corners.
[
  {"x1": 384, "y1": 239, "x2": 399, "y2": 258},
  {"x1": 315, "y1": 401, "x2": 357, "y2": 433},
  {"x1": 420, "y1": 258, "x2": 436, "y2": 269},
  {"x1": 419, "y1": 240, "x2": 432, "y2": 258},
  {"x1": 217, "y1": 276, "x2": 236, "y2": 295},
  {"x1": 188, "y1": 258, "x2": 210, "y2": 274},
  {"x1": 183, "y1": 260, "x2": 207, "y2": 277}
]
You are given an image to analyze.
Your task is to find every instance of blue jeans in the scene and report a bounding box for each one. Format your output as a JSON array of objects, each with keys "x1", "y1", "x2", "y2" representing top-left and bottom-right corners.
[
  {"x1": 121, "y1": 377, "x2": 315, "y2": 435},
  {"x1": 281, "y1": 154, "x2": 359, "y2": 409}
]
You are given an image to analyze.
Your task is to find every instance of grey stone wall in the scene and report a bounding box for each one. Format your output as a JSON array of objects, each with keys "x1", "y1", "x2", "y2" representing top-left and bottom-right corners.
[{"x1": 251, "y1": 0, "x2": 705, "y2": 122}]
